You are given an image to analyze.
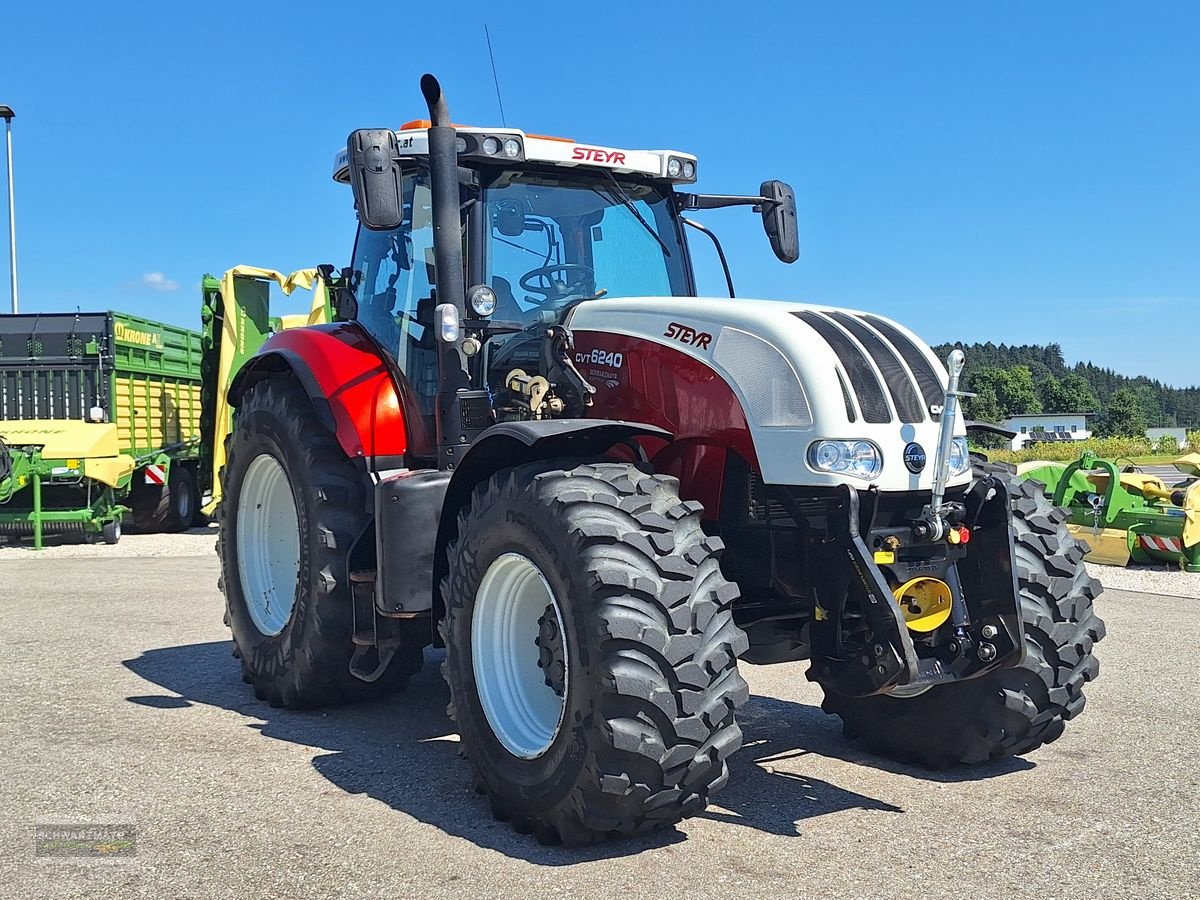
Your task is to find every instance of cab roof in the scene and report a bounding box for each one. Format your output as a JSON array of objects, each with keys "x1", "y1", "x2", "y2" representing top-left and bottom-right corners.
[{"x1": 331, "y1": 123, "x2": 697, "y2": 185}]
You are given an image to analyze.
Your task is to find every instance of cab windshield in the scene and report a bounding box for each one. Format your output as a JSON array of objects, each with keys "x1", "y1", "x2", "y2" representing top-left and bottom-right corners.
[{"x1": 481, "y1": 170, "x2": 690, "y2": 328}]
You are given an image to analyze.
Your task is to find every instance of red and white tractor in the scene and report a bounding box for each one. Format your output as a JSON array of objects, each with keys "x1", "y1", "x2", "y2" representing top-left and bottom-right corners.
[{"x1": 218, "y1": 75, "x2": 1104, "y2": 845}]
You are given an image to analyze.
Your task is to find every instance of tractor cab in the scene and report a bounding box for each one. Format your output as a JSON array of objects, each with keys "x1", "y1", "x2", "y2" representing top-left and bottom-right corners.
[
  {"x1": 340, "y1": 151, "x2": 690, "y2": 442},
  {"x1": 333, "y1": 122, "x2": 703, "y2": 337},
  {"x1": 333, "y1": 120, "x2": 795, "y2": 450}
]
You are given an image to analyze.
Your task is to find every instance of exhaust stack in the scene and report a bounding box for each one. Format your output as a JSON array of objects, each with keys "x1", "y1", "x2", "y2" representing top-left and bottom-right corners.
[
  {"x1": 421, "y1": 74, "x2": 472, "y2": 468},
  {"x1": 421, "y1": 74, "x2": 466, "y2": 321}
]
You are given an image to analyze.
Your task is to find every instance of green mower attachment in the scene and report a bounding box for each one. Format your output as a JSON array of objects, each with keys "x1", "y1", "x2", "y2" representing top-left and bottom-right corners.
[
  {"x1": 1018, "y1": 451, "x2": 1200, "y2": 572},
  {"x1": 0, "y1": 422, "x2": 132, "y2": 550}
]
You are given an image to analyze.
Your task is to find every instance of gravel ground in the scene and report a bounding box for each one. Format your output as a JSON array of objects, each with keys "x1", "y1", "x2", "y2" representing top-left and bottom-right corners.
[
  {"x1": 0, "y1": 544, "x2": 1196, "y2": 899},
  {"x1": 1086, "y1": 561, "x2": 1200, "y2": 599},
  {"x1": 0, "y1": 527, "x2": 218, "y2": 560}
]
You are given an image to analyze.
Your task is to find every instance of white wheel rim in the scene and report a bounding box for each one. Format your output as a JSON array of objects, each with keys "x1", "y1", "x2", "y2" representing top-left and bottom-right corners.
[
  {"x1": 236, "y1": 453, "x2": 301, "y2": 637},
  {"x1": 472, "y1": 553, "x2": 568, "y2": 759}
]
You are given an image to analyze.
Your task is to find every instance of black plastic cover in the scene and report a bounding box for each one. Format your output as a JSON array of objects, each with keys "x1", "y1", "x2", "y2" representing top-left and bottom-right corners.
[
  {"x1": 376, "y1": 469, "x2": 452, "y2": 613},
  {"x1": 346, "y1": 129, "x2": 405, "y2": 231},
  {"x1": 760, "y1": 180, "x2": 799, "y2": 264}
]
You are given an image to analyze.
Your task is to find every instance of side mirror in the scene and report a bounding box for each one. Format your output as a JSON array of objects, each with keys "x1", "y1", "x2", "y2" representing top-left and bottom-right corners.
[
  {"x1": 492, "y1": 199, "x2": 526, "y2": 237},
  {"x1": 760, "y1": 180, "x2": 799, "y2": 264},
  {"x1": 346, "y1": 129, "x2": 405, "y2": 231}
]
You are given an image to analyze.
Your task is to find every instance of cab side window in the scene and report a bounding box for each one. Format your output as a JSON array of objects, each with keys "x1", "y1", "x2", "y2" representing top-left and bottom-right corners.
[{"x1": 350, "y1": 171, "x2": 438, "y2": 413}]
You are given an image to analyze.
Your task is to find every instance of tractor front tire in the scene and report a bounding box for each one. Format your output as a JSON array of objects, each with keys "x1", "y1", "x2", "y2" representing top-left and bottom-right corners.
[
  {"x1": 442, "y1": 461, "x2": 749, "y2": 845},
  {"x1": 822, "y1": 464, "x2": 1106, "y2": 768},
  {"x1": 217, "y1": 377, "x2": 422, "y2": 708}
]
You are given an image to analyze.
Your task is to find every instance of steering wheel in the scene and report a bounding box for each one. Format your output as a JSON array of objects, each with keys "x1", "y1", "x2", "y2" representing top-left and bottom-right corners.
[{"x1": 519, "y1": 264, "x2": 595, "y2": 303}]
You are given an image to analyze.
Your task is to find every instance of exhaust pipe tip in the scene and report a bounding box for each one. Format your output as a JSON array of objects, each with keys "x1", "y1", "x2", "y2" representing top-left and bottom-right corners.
[{"x1": 420, "y1": 74, "x2": 449, "y2": 127}]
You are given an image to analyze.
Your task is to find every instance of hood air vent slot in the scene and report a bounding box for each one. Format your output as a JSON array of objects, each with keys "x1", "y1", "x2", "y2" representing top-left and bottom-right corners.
[
  {"x1": 828, "y1": 312, "x2": 925, "y2": 423},
  {"x1": 859, "y1": 315, "x2": 945, "y2": 421},
  {"x1": 791, "y1": 311, "x2": 891, "y2": 423}
]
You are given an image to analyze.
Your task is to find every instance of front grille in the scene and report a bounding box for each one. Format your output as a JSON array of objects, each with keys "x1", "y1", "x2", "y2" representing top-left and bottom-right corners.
[
  {"x1": 792, "y1": 311, "x2": 891, "y2": 423},
  {"x1": 828, "y1": 312, "x2": 925, "y2": 423},
  {"x1": 859, "y1": 315, "x2": 946, "y2": 421}
]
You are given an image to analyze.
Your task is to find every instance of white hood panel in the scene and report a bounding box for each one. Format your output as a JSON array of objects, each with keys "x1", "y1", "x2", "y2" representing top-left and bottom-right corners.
[{"x1": 568, "y1": 297, "x2": 970, "y2": 492}]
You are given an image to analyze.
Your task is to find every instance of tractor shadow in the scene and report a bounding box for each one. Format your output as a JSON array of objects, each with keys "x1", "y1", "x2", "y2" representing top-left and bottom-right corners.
[
  {"x1": 123, "y1": 641, "x2": 1027, "y2": 860},
  {"x1": 707, "y1": 691, "x2": 1032, "y2": 836}
]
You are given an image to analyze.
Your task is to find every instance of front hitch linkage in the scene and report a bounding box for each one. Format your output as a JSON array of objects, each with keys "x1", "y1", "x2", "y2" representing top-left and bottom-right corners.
[{"x1": 916, "y1": 349, "x2": 974, "y2": 541}]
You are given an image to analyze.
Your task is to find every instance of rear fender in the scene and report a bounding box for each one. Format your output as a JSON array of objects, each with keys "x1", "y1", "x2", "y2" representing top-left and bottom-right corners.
[{"x1": 228, "y1": 323, "x2": 417, "y2": 470}]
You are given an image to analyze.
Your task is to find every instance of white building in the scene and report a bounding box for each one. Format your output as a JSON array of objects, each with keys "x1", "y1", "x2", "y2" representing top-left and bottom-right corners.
[
  {"x1": 1146, "y1": 427, "x2": 1188, "y2": 446},
  {"x1": 1001, "y1": 413, "x2": 1093, "y2": 451}
]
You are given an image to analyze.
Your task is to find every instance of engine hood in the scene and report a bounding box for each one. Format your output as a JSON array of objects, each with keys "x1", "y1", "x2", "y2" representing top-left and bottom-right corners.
[{"x1": 566, "y1": 296, "x2": 969, "y2": 492}]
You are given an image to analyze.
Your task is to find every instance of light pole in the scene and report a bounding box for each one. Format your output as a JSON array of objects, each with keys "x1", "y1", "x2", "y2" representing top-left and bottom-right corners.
[{"x1": 1, "y1": 105, "x2": 17, "y2": 314}]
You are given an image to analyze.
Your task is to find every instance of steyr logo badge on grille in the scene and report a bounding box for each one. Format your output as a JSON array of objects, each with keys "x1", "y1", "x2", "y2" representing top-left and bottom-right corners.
[{"x1": 903, "y1": 442, "x2": 927, "y2": 473}]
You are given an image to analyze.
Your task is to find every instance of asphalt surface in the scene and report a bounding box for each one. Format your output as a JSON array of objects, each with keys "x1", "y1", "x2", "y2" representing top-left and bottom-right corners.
[{"x1": 1, "y1": 539, "x2": 1196, "y2": 900}]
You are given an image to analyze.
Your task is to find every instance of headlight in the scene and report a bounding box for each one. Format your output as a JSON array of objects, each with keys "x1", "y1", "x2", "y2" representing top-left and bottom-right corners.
[
  {"x1": 682, "y1": 160, "x2": 696, "y2": 180},
  {"x1": 481, "y1": 136, "x2": 501, "y2": 156},
  {"x1": 848, "y1": 440, "x2": 882, "y2": 478},
  {"x1": 809, "y1": 440, "x2": 882, "y2": 479},
  {"x1": 812, "y1": 440, "x2": 848, "y2": 471},
  {"x1": 667, "y1": 157, "x2": 682, "y2": 178},
  {"x1": 467, "y1": 284, "x2": 497, "y2": 317},
  {"x1": 949, "y1": 436, "x2": 970, "y2": 476},
  {"x1": 502, "y1": 138, "x2": 521, "y2": 159}
]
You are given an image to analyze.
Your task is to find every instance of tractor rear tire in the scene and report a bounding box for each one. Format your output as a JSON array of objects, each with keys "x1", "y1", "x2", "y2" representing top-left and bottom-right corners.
[
  {"x1": 132, "y1": 465, "x2": 197, "y2": 533},
  {"x1": 821, "y1": 463, "x2": 1105, "y2": 768},
  {"x1": 217, "y1": 377, "x2": 422, "y2": 708},
  {"x1": 441, "y1": 461, "x2": 749, "y2": 845}
]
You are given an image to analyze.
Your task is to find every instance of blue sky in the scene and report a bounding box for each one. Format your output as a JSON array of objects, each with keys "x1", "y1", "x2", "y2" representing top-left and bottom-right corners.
[{"x1": 1, "y1": 1, "x2": 1196, "y2": 384}]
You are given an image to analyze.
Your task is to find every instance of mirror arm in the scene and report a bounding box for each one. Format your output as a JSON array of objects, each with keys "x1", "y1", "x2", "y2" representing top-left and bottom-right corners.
[
  {"x1": 681, "y1": 218, "x2": 736, "y2": 298},
  {"x1": 676, "y1": 192, "x2": 773, "y2": 212}
]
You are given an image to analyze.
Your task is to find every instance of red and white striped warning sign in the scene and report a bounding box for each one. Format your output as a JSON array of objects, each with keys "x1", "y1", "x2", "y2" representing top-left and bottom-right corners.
[
  {"x1": 1139, "y1": 534, "x2": 1182, "y2": 554},
  {"x1": 144, "y1": 464, "x2": 166, "y2": 485}
]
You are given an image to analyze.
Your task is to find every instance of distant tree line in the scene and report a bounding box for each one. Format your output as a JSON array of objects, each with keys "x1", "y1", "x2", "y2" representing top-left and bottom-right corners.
[{"x1": 928, "y1": 341, "x2": 1200, "y2": 437}]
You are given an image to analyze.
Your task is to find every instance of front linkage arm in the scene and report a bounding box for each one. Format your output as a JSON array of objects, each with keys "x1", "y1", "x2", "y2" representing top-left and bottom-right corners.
[
  {"x1": 807, "y1": 486, "x2": 919, "y2": 697},
  {"x1": 808, "y1": 474, "x2": 1025, "y2": 699}
]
